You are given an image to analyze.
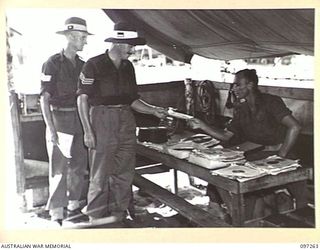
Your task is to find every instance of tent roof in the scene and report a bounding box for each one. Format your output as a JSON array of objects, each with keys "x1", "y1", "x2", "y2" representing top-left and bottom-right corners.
[{"x1": 103, "y1": 9, "x2": 314, "y2": 63}]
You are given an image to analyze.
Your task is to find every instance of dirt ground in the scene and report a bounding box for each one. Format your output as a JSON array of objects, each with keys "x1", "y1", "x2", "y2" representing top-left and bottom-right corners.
[
  {"x1": 8, "y1": 171, "x2": 314, "y2": 229},
  {"x1": 9, "y1": 171, "x2": 212, "y2": 229}
]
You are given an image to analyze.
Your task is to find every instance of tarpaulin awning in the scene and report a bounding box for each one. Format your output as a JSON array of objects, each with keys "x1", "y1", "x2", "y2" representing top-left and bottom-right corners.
[{"x1": 103, "y1": 9, "x2": 314, "y2": 63}]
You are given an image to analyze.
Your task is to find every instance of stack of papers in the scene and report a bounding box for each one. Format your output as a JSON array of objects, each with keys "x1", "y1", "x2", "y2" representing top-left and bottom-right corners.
[
  {"x1": 164, "y1": 141, "x2": 194, "y2": 159},
  {"x1": 164, "y1": 134, "x2": 220, "y2": 159},
  {"x1": 211, "y1": 163, "x2": 267, "y2": 181},
  {"x1": 166, "y1": 134, "x2": 220, "y2": 150},
  {"x1": 245, "y1": 155, "x2": 301, "y2": 175},
  {"x1": 165, "y1": 148, "x2": 192, "y2": 159},
  {"x1": 187, "y1": 148, "x2": 245, "y2": 170},
  {"x1": 179, "y1": 134, "x2": 220, "y2": 149}
]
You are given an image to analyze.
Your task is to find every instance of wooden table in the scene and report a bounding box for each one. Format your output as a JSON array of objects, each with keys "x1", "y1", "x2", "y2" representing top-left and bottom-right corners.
[{"x1": 135, "y1": 143, "x2": 312, "y2": 226}]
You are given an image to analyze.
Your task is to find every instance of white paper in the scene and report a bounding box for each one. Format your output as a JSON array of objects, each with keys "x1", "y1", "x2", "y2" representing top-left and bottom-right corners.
[
  {"x1": 57, "y1": 132, "x2": 74, "y2": 158},
  {"x1": 167, "y1": 108, "x2": 193, "y2": 120}
]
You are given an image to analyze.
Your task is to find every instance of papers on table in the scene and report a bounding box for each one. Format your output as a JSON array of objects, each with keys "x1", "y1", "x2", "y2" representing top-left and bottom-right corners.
[
  {"x1": 168, "y1": 134, "x2": 220, "y2": 150},
  {"x1": 141, "y1": 134, "x2": 244, "y2": 169},
  {"x1": 180, "y1": 133, "x2": 220, "y2": 145},
  {"x1": 163, "y1": 140, "x2": 194, "y2": 159},
  {"x1": 211, "y1": 155, "x2": 301, "y2": 182},
  {"x1": 211, "y1": 163, "x2": 267, "y2": 182},
  {"x1": 165, "y1": 134, "x2": 221, "y2": 159},
  {"x1": 139, "y1": 135, "x2": 301, "y2": 181},
  {"x1": 188, "y1": 148, "x2": 245, "y2": 170},
  {"x1": 166, "y1": 148, "x2": 192, "y2": 159},
  {"x1": 245, "y1": 155, "x2": 301, "y2": 175},
  {"x1": 57, "y1": 132, "x2": 74, "y2": 158}
]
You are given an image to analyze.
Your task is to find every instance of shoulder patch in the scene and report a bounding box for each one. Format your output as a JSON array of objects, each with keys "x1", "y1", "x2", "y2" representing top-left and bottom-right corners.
[
  {"x1": 80, "y1": 72, "x2": 94, "y2": 85},
  {"x1": 40, "y1": 73, "x2": 52, "y2": 82}
]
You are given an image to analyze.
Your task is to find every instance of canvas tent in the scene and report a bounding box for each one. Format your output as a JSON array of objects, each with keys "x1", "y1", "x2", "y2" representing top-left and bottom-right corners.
[{"x1": 104, "y1": 9, "x2": 314, "y2": 63}]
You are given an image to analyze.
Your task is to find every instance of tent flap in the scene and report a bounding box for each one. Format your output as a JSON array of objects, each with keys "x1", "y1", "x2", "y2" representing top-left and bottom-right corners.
[{"x1": 103, "y1": 9, "x2": 314, "y2": 63}]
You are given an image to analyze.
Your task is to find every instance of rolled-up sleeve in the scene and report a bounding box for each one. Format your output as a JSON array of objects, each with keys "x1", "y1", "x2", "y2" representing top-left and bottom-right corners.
[
  {"x1": 268, "y1": 95, "x2": 292, "y2": 122},
  {"x1": 40, "y1": 59, "x2": 57, "y2": 96},
  {"x1": 77, "y1": 60, "x2": 95, "y2": 97}
]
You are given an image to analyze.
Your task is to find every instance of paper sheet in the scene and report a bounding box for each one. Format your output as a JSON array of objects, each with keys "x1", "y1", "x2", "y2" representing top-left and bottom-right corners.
[
  {"x1": 167, "y1": 108, "x2": 193, "y2": 120},
  {"x1": 57, "y1": 132, "x2": 74, "y2": 158}
]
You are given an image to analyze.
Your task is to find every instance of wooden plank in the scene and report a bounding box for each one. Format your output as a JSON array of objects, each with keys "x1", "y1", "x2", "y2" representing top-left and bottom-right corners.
[
  {"x1": 25, "y1": 176, "x2": 49, "y2": 189},
  {"x1": 136, "y1": 144, "x2": 239, "y2": 193},
  {"x1": 238, "y1": 168, "x2": 311, "y2": 193},
  {"x1": 212, "y1": 81, "x2": 313, "y2": 101},
  {"x1": 139, "y1": 80, "x2": 313, "y2": 101},
  {"x1": 24, "y1": 159, "x2": 48, "y2": 179},
  {"x1": 138, "y1": 81, "x2": 184, "y2": 108},
  {"x1": 10, "y1": 93, "x2": 26, "y2": 194},
  {"x1": 25, "y1": 186, "x2": 49, "y2": 208},
  {"x1": 136, "y1": 164, "x2": 170, "y2": 175},
  {"x1": 20, "y1": 113, "x2": 43, "y2": 122},
  {"x1": 133, "y1": 174, "x2": 230, "y2": 227},
  {"x1": 259, "y1": 86, "x2": 313, "y2": 101},
  {"x1": 263, "y1": 213, "x2": 313, "y2": 228},
  {"x1": 138, "y1": 81, "x2": 183, "y2": 92},
  {"x1": 286, "y1": 206, "x2": 315, "y2": 227}
]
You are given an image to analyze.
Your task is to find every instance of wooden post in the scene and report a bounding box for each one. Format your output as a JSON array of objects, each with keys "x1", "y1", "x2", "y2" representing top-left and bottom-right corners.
[
  {"x1": 7, "y1": 24, "x2": 26, "y2": 200},
  {"x1": 9, "y1": 92, "x2": 26, "y2": 195}
]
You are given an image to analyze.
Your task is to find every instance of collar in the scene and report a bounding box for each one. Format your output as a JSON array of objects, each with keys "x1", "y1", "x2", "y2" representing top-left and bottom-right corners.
[
  {"x1": 239, "y1": 91, "x2": 263, "y2": 111},
  {"x1": 105, "y1": 49, "x2": 129, "y2": 67},
  {"x1": 105, "y1": 49, "x2": 111, "y2": 61},
  {"x1": 59, "y1": 49, "x2": 80, "y2": 62}
]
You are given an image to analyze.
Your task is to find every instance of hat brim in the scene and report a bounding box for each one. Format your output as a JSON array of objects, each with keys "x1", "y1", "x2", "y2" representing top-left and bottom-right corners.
[
  {"x1": 56, "y1": 30, "x2": 93, "y2": 35},
  {"x1": 104, "y1": 37, "x2": 146, "y2": 46}
]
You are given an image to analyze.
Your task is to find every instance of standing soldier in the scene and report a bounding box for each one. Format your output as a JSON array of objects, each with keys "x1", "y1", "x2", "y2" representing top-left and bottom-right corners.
[
  {"x1": 77, "y1": 22, "x2": 168, "y2": 224},
  {"x1": 40, "y1": 17, "x2": 92, "y2": 226}
]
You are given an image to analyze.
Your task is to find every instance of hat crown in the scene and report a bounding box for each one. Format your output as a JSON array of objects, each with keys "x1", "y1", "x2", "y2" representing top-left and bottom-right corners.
[
  {"x1": 56, "y1": 16, "x2": 92, "y2": 35},
  {"x1": 104, "y1": 21, "x2": 146, "y2": 45},
  {"x1": 65, "y1": 17, "x2": 87, "y2": 27},
  {"x1": 113, "y1": 22, "x2": 136, "y2": 32}
]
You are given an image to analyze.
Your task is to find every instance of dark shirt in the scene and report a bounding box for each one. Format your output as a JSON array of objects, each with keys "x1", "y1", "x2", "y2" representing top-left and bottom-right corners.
[
  {"x1": 77, "y1": 50, "x2": 140, "y2": 106},
  {"x1": 227, "y1": 93, "x2": 292, "y2": 146},
  {"x1": 40, "y1": 50, "x2": 84, "y2": 107}
]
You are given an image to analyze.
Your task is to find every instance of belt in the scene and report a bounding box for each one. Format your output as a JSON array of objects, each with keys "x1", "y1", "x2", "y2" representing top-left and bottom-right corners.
[{"x1": 51, "y1": 106, "x2": 77, "y2": 112}]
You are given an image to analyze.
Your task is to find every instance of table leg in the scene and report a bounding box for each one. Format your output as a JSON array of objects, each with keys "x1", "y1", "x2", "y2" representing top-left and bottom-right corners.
[
  {"x1": 230, "y1": 193, "x2": 246, "y2": 226},
  {"x1": 219, "y1": 189, "x2": 245, "y2": 226},
  {"x1": 244, "y1": 194, "x2": 258, "y2": 220},
  {"x1": 170, "y1": 169, "x2": 178, "y2": 194},
  {"x1": 286, "y1": 180, "x2": 308, "y2": 209}
]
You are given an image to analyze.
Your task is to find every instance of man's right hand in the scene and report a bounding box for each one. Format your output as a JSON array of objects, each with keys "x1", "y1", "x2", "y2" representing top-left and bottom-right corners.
[
  {"x1": 84, "y1": 130, "x2": 96, "y2": 148},
  {"x1": 187, "y1": 118, "x2": 204, "y2": 130}
]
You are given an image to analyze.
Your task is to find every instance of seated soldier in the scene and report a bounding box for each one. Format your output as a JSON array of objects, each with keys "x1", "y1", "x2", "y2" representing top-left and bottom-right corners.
[{"x1": 188, "y1": 69, "x2": 301, "y2": 221}]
